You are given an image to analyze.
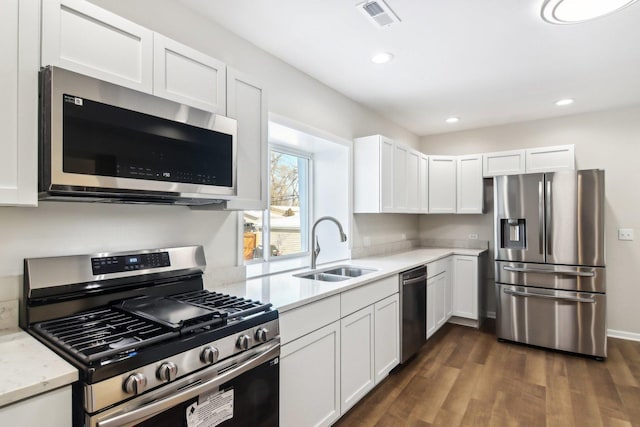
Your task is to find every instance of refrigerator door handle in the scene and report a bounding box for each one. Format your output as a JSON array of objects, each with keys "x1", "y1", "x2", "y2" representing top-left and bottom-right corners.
[
  {"x1": 503, "y1": 288, "x2": 596, "y2": 303},
  {"x1": 503, "y1": 265, "x2": 595, "y2": 277},
  {"x1": 538, "y1": 180, "x2": 544, "y2": 255},
  {"x1": 546, "y1": 178, "x2": 553, "y2": 256}
]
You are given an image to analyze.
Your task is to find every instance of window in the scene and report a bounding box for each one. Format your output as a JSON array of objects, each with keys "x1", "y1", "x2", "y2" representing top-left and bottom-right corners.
[{"x1": 243, "y1": 147, "x2": 310, "y2": 262}]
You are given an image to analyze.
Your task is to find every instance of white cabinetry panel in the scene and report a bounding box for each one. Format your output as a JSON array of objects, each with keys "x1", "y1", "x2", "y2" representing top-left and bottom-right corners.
[
  {"x1": 281, "y1": 321, "x2": 340, "y2": 427},
  {"x1": 374, "y1": 294, "x2": 400, "y2": 383},
  {"x1": 483, "y1": 149, "x2": 526, "y2": 177},
  {"x1": 0, "y1": 0, "x2": 38, "y2": 206},
  {"x1": 341, "y1": 306, "x2": 375, "y2": 414},
  {"x1": 353, "y1": 135, "x2": 394, "y2": 213},
  {"x1": 452, "y1": 255, "x2": 479, "y2": 319},
  {"x1": 41, "y1": 0, "x2": 154, "y2": 92},
  {"x1": 418, "y1": 153, "x2": 429, "y2": 213},
  {"x1": 224, "y1": 68, "x2": 267, "y2": 210},
  {"x1": 393, "y1": 144, "x2": 408, "y2": 212},
  {"x1": 0, "y1": 386, "x2": 72, "y2": 427},
  {"x1": 525, "y1": 144, "x2": 575, "y2": 173},
  {"x1": 406, "y1": 149, "x2": 420, "y2": 212},
  {"x1": 457, "y1": 154, "x2": 484, "y2": 214},
  {"x1": 153, "y1": 33, "x2": 226, "y2": 114},
  {"x1": 428, "y1": 156, "x2": 457, "y2": 213}
]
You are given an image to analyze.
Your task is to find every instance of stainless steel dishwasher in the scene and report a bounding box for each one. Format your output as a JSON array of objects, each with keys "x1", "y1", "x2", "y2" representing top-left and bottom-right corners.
[{"x1": 399, "y1": 265, "x2": 427, "y2": 363}]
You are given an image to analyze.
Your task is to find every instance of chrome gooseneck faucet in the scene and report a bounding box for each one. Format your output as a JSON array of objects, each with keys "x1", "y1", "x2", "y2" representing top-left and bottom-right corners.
[{"x1": 310, "y1": 216, "x2": 347, "y2": 269}]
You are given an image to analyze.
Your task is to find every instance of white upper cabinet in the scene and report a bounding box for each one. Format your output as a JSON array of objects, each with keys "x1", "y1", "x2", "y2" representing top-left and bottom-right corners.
[
  {"x1": 224, "y1": 68, "x2": 267, "y2": 210},
  {"x1": 418, "y1": 153, "x2": 429, "y2": 213},
  {"x1": 153, "y1": 33, "x2": 226, "y2": 114},
  {"x1": 41, "y1": 0, "x2": 154, "y2": 93},
  {"x1": 0, "y1": 0, "x2": 39, "y2": 206},
  {"x1": 525, "y1": 144, "x2": 575, "y2": 173},
  {"x1": 483, "y1": 149, "x2": 526, "y2": 177},
  {"x1": 405, "y1": 149, "x2": 421, "y2": 213},
  {"x1": 353, "y1": 135, "x2": 394, "y2": 213},
  {"x1": 428, "y1": 156, "x2": 457, "y2": 213},
  {"x1": 456, "y1": 154, "x2": 484, "y2": 214},
  {"x1": 393, "y1": 144, "x2": 408, "y2": 212}
]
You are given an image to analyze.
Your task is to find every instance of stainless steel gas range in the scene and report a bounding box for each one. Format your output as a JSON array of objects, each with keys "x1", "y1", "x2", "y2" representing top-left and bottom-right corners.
[{"x1": 20, "y1": 246, "x2": 279, "y2": 427}]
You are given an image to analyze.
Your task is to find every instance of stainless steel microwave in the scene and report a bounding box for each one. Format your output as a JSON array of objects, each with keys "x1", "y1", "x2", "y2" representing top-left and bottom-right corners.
[{"x1": 39, "y1": 66, "x2": 237, "y2": 206}]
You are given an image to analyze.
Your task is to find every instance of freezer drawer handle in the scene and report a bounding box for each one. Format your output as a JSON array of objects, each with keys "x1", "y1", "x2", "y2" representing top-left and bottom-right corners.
[
  {"x1": 503, "y1": 266, "x2": 595, "y2": 277},
  {"x1": 503, "y1": 288, "x2": 596, "y2": 303}
]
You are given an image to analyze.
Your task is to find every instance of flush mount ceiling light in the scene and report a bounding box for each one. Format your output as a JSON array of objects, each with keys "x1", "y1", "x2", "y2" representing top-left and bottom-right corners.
[
  {"x1": 371, "y1": 52, "x2": 394, "y2": 64},
  {"x1": 541, "y1": 0, "x2": 639, "y2": 24},
  {"x1": 555, "y1": 98, "x2": 575, "y2": 106},
  {"x1": 445, "y1": 117, "x2": 460, "y2": 124}
]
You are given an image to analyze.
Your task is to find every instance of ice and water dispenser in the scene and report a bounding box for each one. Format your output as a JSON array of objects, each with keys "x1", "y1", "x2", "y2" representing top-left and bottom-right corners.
[{"x1": 500, "y1": 219, "x2": 526, "y2": 249}]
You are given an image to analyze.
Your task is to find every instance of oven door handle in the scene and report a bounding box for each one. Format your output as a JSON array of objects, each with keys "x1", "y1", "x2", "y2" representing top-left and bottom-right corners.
[
  {"x1": 97, "y1": 342, "x2": 280, "y2": 427},
  {"x1": 503, "y1": 288, "x2": 596, "y2": 303}
]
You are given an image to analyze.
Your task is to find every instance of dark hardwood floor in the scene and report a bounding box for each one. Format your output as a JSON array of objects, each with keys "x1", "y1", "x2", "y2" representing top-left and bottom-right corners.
[{"x1": 334, "y1": 321, "x2": 640, "y2": 427}]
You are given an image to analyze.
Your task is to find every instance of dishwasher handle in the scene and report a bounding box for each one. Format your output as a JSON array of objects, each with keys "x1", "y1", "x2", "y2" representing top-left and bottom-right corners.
[{"x1": 402, "y1": 275, "x2": 427, "y2": 286}]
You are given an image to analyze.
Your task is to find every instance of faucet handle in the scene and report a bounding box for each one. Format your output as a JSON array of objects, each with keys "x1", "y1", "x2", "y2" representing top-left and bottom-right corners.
[{"x1": 314, "y1": 237, "x2": 321, "y2": 257}]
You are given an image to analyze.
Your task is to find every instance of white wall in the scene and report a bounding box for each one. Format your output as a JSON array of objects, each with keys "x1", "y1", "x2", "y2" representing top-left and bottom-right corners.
[
  {"x1": 420, "y1": 105, "x2": 640, "y2": 336},
  {"x1": 0, "y1": 1, "x2": 420, "y2": 314}
]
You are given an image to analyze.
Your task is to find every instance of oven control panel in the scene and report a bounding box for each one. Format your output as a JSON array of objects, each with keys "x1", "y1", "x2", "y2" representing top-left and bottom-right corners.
[{"x1": 91, "y1": 252, "x2": 170, "y2": 275}]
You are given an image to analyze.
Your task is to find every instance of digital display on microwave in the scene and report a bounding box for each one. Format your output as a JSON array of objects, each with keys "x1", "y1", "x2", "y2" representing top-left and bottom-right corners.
[{"x1": 61, "y1": 94, "x2": 233, "y2": 187}]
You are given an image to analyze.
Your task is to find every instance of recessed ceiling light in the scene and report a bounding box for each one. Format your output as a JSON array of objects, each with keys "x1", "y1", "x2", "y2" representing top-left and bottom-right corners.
[
  {"x1": 541, "y1": 0, "x2": 639, "y2": 24},
  {"x1": 445, "y1": 117, "x2": 460, "y2": 124},
  {"x1": 371, "y1": 52, "x2": 394, "y2": 64},
  {"x1": 555, "y1": 98, "x2": 575, "y2": 106}
]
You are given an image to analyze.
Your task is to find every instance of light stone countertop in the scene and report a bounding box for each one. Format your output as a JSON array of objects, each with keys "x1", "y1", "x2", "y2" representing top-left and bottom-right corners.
[
  {"x1": 0, "y1": 246, "x2": 485, "y2": 408},
  {"x1": 208, "y1": 247, "x2": 487, "y2": 313},
  {"x1": 0, "y1": 328, "x2": 78, "y2": 408}
]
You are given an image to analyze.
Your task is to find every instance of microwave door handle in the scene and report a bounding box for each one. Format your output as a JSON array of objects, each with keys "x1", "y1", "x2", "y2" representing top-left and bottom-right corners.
[
  {"x1": 502, "y1": 265, "x2": 595, "y2": 277},
  {"x1": 503, "y1": 288, "x2": 595, "y2": 303},
  {"x1": 539, "y1": 180, "x2": 544, "y2": 255},
  {"x1": 96, "y1": 342, "x2": 280, "y2": 427}
]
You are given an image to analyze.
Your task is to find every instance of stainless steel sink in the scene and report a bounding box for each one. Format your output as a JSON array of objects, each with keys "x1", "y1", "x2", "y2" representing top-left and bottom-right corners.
[
  {"x1": 294, "y1": 265, "x2": 377, "y2": 282},
  {"x1": 322, "y1": 266, "x2": 377, "y2": 277}
]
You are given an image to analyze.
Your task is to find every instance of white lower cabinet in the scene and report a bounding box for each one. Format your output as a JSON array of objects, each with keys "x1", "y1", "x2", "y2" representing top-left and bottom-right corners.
[
  {"x1": 374, "y1": 294, "x2": 400, "y2": 383},
  {"x1": 340, "y1": 305, "x2": 375, "y2": 414},
  {"x1": 280, "y1": 321, "x2": 341, "y2": 427},
  {"x1": 0, "y1": 386, "x2": 72, "y2": 426},
  {"x1": 451, "y1": 255, "x2": 479, "y2": 320},
  {"x1": 426, "y1": 257, "x2": 453, "y2": 339}
]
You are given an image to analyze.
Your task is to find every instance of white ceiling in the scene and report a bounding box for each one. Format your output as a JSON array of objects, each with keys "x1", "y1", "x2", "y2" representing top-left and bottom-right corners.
[{"x1": 177, "y1": 0, "x2": 640, "y2": 136}]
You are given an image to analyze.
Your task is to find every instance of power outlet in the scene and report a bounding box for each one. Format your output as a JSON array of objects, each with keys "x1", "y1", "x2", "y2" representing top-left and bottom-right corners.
[
  {"x1": 618, "y1": 228, "x2": 634, "y2": 241},
  {"x1": 469, "y1": 233, "x2": 479, "y2": 240}
]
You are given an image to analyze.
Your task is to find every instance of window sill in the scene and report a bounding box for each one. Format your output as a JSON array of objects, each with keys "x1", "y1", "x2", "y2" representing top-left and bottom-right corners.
[{"x1": 245, "y1": 257, "x2": 310, "y2": 279}]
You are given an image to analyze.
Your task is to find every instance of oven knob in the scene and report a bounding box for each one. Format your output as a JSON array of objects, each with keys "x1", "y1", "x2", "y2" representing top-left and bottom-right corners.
[
  {"x1": 200, "y1": 346, "x2": 219, "y2": 364},
  {"x1": 236, "y1": 334, "x2": 251, "y2": 350},
  {"x1": 157, "y1": 361, "x2": 178, "y2": 382},
  {"x1": 123, "y1": 373, "x2": 147, "y2": 395},
  {"x1": 255, "y1": 327, "x2": 269, "y2": 343}
]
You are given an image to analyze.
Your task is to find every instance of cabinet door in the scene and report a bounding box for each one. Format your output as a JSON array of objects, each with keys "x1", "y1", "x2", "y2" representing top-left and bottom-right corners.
[
  {"x1": 482, "y1": 149, "x2": 526, "y2": 177},
  {"x1": 418, "y1": 153, "x2": 429, "y2": 213},
  {"x1": 457, "y1": 155, "x2": 484, "y2": 214},
  {"x1": 526, "y1": 145, "x2": 575, "y2": 173},
  {"x1": 428, "y1": 156, "x2": 457, "y2": 213},
  {"x1": 445, "y1": 260, "x2": 453, "y2": 319},
  {"x1": 41, "y1": 0, "x2": 153, "y2": 93},
  {"x1": 374, "y1": 294, "x2": 400, "y2": 384},
  {"x1": 426, "y1": 276, "x2": 436, "y2": 339},
  {"x1": 452, "y1": 255, "x2": 479, "y2": 319},
  {"x1": 0, "y1": 0, "x2": 38, "y2": 206},
  {"x1": 406, "y1": 149, "x2": 420, "y2": 212},
  {"x1": 225, "y1": 68, "x2": 267, "y2": 210},
  {"x1": 281, "y1": 321, "x2": 341, "y2": 427},
  {"x1": 434, "y1": 273, "x2": 446, "y2": 328},
  {"x1": 153, "y1": 33, "x2": 226, "y2": 114},
  {"x1": 380, "y1": 137, "x2": 395, "y2": 212},
  {"x1": 0, "y1": 385, "x2": 72, "y2": 426},
  {"x1": 393, "y1": 143, "x2": 407, "y2": 212},
  {"x1": 341, "y1": 305, "x2": 375, "y2": 414}
]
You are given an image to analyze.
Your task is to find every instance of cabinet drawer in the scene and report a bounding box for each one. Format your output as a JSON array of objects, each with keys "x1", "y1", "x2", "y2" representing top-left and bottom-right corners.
[
  {"x1": 427, "y1": 258, "x2": 448, "y2": 278},
  {"x1": 341, "y1": 276, "x2": 398, "y2": 317},
  {"x1": 280, "y1": 295, "x2": 340, "y2": 345}
]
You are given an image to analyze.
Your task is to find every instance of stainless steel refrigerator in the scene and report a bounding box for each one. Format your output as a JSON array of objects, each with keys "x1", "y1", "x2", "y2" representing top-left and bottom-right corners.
[{"x1": 494, "y1": 169, "x2": 606, "y2": 358}]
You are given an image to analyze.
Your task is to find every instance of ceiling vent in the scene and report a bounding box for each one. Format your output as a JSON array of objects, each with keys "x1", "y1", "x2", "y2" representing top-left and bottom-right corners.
[{"x1": 357, "y1": 0, "x2": 401, "y2": 28}]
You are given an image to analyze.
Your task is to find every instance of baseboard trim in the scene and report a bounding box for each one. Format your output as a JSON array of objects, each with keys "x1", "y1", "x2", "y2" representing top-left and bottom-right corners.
[{"x1": 608, "y1": 329, "x2": 640, "y2": 342}]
